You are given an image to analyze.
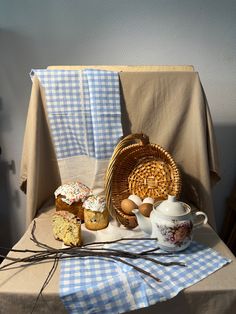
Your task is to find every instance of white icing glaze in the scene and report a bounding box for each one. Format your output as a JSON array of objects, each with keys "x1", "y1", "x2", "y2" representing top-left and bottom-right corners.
[
  {"x1": 83, "y1": 195, "x2": 106, "y2": 213},
  {"x1": 54, "y1": 182, "x2": 92, "y2": 205}
]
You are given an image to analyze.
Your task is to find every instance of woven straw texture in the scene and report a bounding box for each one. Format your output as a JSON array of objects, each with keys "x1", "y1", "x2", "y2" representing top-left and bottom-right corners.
[{"x1": 105, "y1": 134, "x2": 181, "y2": 228}]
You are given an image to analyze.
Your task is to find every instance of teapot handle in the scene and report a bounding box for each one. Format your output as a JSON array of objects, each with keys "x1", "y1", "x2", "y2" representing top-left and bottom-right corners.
[{"x1": 193, "y1": 211, "x2": 208, "y2": 229}]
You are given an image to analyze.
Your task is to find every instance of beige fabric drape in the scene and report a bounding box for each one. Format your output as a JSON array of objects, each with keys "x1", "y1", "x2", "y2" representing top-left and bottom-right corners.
[
  {"x1": 20, "y1": 67, "x2": 219, "y2": 228},
  {"x1": 20, "y1": 76, "x2": 61, "y2": 224}
]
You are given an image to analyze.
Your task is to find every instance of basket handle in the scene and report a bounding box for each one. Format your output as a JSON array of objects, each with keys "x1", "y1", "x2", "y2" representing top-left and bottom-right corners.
[
  {"x1": 105, "y1": 133, "x2": 149, "y2": 218},
  {"x1": 121, "y1": 133, "x2": 150, "y2": 146}
]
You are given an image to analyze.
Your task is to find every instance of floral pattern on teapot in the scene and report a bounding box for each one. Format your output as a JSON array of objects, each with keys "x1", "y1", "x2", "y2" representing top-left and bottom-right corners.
[{"x1": 156, "y1": 220, "x2": 193, "y2": 248}]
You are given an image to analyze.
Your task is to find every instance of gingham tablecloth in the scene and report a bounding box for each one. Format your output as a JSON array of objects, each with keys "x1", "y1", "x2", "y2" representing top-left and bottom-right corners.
[
  {"x1": 30, "y1": 69, "x2": 122, "y2": 160},
  {"x1": 60, "y1": 240, "x2": 230, "y2": 314}
]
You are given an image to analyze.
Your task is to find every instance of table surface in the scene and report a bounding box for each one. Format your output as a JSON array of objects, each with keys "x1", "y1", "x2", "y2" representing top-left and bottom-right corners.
[{"x1": 0, "y1": 205, "x2": 236, "y2": 314}]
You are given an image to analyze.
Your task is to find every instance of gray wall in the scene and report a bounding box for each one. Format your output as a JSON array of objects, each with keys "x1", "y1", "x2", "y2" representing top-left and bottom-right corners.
[{"x1": 0, "y1": 0, "x2": 236, "y2": 248}]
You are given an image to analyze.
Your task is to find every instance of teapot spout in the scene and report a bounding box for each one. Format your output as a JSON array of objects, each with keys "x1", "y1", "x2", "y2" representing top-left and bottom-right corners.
[{"x1": 132, "y1": 209, "x2": 152, "y2": 235}]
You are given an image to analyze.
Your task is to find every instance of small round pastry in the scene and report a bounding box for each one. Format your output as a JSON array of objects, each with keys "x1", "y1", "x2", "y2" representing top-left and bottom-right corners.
[
  {"x1": 128, "y1": 195, "x2": 142, "y2": 206},
  {"x1": 83, "y1": 195, "x2": 109, "y2": 230},
  {"x1": 54, "y1": 182, "x2": 92, "y2": 221},
  {"x1": 121, "y1": 199, "x2": 137, "y2": 215},
  {"x1": 139, "y1": 203, "x2": 153, "y2": 217}
]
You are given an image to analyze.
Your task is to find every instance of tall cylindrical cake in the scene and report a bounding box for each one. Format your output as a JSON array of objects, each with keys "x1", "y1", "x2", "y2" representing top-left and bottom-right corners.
[
  {"x1": 54, "y1": 182, "x2": 92, "y2": 221},
  {"x1": 83, "y1": 195, "x2": 109, "y2": 230}
]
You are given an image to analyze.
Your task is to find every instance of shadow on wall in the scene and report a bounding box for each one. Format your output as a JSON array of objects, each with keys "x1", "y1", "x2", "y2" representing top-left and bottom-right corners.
[
  {"x1": 213, "y1": 124, "x2": 236, "y2": 233},
  {"x1": 0, "y1": 97, "x2": 21, "y2": 257},
  {"x1": 0, "y1": 28, "x2": 52, "y2": 254},
  {"x1": 0, "y1": 159, "x2": 20, "y2": 249},
  {"x1": 0, "y1": 29, "x2": 36, "y2": 255}
]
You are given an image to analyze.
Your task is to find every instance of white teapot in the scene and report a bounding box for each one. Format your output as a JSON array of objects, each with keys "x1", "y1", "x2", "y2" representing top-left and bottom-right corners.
[{"x1": 132, "y1": 195, "x2": 208, "y2": 252}]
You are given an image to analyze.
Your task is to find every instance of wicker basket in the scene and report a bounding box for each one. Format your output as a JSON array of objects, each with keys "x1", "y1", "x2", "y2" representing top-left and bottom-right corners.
[{"x1": 105, "y1": 134, "x2": 182, "y2": 228}]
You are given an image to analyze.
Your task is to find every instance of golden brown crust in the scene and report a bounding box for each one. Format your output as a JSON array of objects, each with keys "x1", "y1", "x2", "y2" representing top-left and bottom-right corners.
[
  {"x1": 55, "y1": 195, "x2": 84, "y2": 221},
  {"x1": 84, "y1": 208, "x2": 109, "y2": 231}
]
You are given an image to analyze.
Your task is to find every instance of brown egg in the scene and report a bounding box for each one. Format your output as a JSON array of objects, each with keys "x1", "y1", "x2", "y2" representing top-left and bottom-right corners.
[
  {"x1": 121, "y1": 199, "x2": 137, "y2": 215},
  {"x1": 139, "y1": 203, "x2": 153, "y2": 217}
]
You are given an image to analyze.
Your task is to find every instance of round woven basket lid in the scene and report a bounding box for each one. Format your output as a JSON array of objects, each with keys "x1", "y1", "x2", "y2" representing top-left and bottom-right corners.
[
  {"x1": 105, "y1": 134, "x2": 182, "y2": 228},
  {"x1": 128, "y1": 157, "x2": 176, "y2": 199}
]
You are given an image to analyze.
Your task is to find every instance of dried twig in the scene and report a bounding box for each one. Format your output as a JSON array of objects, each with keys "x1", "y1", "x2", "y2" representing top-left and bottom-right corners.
[{"x1": 30, "y1": 253, "x2": 59, "y2": 314}]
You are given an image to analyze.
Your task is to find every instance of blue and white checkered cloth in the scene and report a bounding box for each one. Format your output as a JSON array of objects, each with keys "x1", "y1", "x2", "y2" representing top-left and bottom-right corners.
[
  {"x1": 59, "y1": 240, "x2": 230, "y2": 314},
  {"x1": 31, "y1": 69, "x2": 122, "y2": 160}
]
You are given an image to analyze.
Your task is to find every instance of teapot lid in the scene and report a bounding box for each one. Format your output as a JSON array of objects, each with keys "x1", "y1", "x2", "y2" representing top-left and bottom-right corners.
[{"x1": 157, "y1": 195, "x2": 188, "y2": 216}]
